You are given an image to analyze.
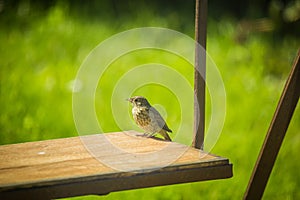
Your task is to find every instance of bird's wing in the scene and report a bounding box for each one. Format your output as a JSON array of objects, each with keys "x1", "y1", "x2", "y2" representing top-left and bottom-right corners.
[{"x1": 149, "y1": 106, "x2": 172, "y2": 133}]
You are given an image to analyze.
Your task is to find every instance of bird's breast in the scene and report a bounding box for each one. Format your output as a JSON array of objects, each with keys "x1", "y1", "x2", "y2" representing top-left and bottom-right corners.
[{"x1": 132, "y1": 107, "x2": 151, "y2": 127}]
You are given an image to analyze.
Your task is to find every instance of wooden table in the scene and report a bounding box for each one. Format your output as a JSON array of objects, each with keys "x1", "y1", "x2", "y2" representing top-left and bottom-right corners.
[{"x1": 0, "y1": 131, "x2": 232, "y2": 199}]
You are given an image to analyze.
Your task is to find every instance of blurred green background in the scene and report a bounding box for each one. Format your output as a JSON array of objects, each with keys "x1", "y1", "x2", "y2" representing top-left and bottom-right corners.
[{"x1": 1, "y1": 0, "x2": 300, "y2": 199}]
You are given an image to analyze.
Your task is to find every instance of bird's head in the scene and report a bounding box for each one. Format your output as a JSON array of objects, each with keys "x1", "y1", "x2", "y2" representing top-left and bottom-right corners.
[{"x1": 127, "y1": 96, "x2": 151, "y2": 107}]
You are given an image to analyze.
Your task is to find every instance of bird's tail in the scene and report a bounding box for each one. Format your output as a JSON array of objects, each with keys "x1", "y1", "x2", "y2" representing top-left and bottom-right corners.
[{"x1": 159, "y1": 130, "x2": 172, "y2": 141}]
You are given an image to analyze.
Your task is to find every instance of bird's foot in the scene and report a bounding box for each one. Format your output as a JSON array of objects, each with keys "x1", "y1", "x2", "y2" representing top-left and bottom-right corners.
[
  {"x1": 136, "y1": 132, "x2": 154, "y2": 138},
  {"x1": 136, "y1": 133, "x2": 149, "y2": 137}
]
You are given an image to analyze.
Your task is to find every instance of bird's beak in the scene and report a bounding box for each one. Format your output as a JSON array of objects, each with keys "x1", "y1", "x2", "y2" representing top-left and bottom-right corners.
[{"x1": 126, "y1": 98, "x2": 132, "y2": 102}]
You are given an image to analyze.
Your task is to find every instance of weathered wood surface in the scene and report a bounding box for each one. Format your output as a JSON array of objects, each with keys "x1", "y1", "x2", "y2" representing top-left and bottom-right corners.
[{"x1": 0, "y1": 131, "x2": 232, "y2": 199}]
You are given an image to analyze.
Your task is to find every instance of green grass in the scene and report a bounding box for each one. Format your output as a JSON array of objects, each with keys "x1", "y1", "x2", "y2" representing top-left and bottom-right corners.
[{"x1": 1, "y1": 3, "x2": 300, "y2": 199}]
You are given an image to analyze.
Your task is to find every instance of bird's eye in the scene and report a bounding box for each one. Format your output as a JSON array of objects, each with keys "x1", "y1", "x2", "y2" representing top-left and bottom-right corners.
[{"x1": 134, "y1": 99, "x2": 138, "y2": 102}]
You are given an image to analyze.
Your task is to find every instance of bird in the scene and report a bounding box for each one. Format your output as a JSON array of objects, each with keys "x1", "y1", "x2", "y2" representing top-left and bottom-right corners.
[{"x1": 127, "y1": 96, "x2": 172, "y2": 141}]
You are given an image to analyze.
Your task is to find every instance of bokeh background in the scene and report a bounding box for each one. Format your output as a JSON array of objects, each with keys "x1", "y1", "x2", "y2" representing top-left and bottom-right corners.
[{"x1": 1, "y1": 0, "x2": 300, "y2": 199}]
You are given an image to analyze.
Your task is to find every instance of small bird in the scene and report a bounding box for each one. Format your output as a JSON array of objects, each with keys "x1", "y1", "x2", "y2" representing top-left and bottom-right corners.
[{"x1": 127, "y1": 96, "x2": 172, "y2": 141}]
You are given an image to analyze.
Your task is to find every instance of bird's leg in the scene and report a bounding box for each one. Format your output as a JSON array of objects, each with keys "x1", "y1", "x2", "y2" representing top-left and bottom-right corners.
[
  {"x1": 136, "y1": 132, "x2": 149, "y2": 137},
  {"x1": 143, "y1": 132, "x2": 149, "y2": 137},
  {"x1": 137, "y1": 132, "x2": 156, "y2": 138},
  {"x1": 146, "y1": 132, "x2": 156, "y2": 138}
]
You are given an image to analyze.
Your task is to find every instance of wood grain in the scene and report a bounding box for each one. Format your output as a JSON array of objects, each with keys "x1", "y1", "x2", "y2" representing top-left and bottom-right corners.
[{"x1": 0, "y1": 131, "x2": 232, "y2": 199}]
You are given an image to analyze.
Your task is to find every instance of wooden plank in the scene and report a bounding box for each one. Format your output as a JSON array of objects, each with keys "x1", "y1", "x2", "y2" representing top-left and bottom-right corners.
[
  {"x1": 244, "y1": 50, "x2": 300, "y2": 199},
  {"x1": 0, "y1": 131, "x2": 232, "y2": 199},
  {"x1": 193, "y1": 0, "x2": 207, "y2": 149}
]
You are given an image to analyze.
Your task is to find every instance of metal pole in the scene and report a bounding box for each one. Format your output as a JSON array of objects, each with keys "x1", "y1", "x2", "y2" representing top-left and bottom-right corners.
[
  {"x1": 193, "y1": 0, "x2": 207, "y2": 150},
  {"x1": 244, "y1": 50, "x2": 300, "y2": 199}
]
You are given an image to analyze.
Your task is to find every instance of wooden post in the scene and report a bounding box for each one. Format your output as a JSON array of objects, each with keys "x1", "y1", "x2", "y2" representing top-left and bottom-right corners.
[
  {"x1": 244, "y1": 50, "x2": 300, "y2": 199},
  {"x1": 193, "y1": 0, "x2": 207, "y2": 149}
]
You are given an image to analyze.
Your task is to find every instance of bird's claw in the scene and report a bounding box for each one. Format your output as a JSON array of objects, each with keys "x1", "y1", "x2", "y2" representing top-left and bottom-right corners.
[
  {"x1": 136, "y1": 133, "x2": 148, "y2": 137},
  {"x1": 136, "y1": 133, "x2": 153, "y2": 138}
]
